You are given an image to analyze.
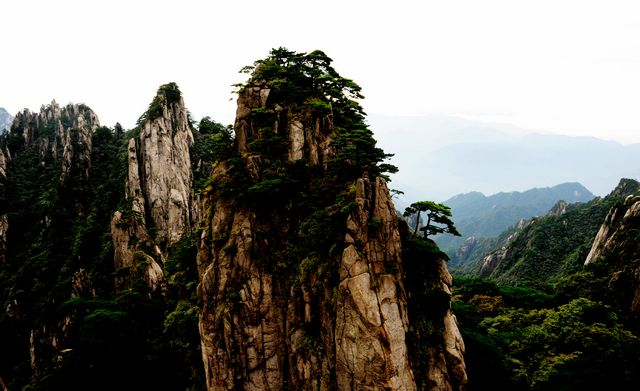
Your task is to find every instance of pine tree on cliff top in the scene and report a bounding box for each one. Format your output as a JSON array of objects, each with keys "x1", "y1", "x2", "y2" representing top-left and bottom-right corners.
[{"x1": 238, "y1": 47, "x2": 398, "y2": 182}]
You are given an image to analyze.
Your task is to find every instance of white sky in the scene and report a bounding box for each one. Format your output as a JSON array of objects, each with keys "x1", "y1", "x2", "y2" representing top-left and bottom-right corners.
[{"x1": 2, "y1": 0, "x2": 640, "y2": 144}]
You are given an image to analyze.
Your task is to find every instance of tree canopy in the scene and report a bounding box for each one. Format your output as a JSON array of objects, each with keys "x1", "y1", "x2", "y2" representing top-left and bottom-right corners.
[
  {"x1": 404, "y1": 201, "x2": 460, "y2": 238},
  {"x1": 238, "y1": 47, "x2": 397, "y2": 182}
]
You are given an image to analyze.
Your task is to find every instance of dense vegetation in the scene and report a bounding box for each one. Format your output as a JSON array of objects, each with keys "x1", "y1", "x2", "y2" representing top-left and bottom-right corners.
[
  {"x1": 451, "y1": 178, "x2": 640, "y2": 390},
  {"x1": 454, "y1": 179, "x2": 640, "y2": 282},
  {"x1": 0, "y1": 102, "x2": 209, "y2": 390},
  {"x1": 1, "y1": 49, "x2": 639, "y2": 391},
  {"x1": 0, "y1": 49, "x2": 402, "y2": 390},
  {"x1": 453, "y1": 273, "x2": 640, "y2": 390}
]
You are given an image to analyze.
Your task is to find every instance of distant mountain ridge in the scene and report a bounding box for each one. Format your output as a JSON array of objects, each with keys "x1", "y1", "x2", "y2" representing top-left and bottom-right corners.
[
  {"x1": 435, "y1": 182, "x2": 594, "y2": 255},
  {"x1": 453, "y1": 178, "x2": 640, "y2": 285},
  {"x1": 0, "y1": 107, "x2": 12, "y2": 132}
]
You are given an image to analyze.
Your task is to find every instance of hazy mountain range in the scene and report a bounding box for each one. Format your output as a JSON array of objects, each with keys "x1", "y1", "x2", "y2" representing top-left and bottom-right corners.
[
  {"x1": 434, "y1": 182, "x2": 594, "y2": 254},
  {"x1": 369, "y1": 115, "x2": 640, "y2": 205}
]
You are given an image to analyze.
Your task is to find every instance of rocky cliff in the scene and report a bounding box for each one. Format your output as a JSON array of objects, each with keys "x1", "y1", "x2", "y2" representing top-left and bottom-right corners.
[
  {"x1": 584, "y1": 187, "x2": 640, "y2": 313},
  {"x1": 112, "y1": 83, "x2": 194, "y2": 294},
  {"x1": 10, "y1": 100, "x2": 99, "y2": 182},
  {"x1": 0, "y1": 50, "x2": 466, "y2": 391},
  {"x1": 0, "y1": 100, "x2": 104, "y2": 382},
  {"x1": 196, "y1": 49, "x2": 466, "y2": 391}
]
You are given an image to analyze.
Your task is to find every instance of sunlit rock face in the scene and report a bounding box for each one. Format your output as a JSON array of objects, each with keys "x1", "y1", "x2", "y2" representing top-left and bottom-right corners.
[
  {"x1": 11, "y1": 100, "x2": 100, "y2": 182},
  {"x1": 196, "y1": 76, "x2": 466, "y2": 391},
  {"x1": 585, "y1": 193, "x2": 640, "y2": 313},
  {"x1": 111, "y1": 83, "x2": 193, "y2": 294}
]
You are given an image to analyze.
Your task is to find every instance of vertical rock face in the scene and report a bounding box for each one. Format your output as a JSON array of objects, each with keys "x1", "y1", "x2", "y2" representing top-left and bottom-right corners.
[
  {"x1": 111, "y1": 83, "x2": 193, "y2": 293},
  {"x1": 10, "y1": 100, "x2": 99, "y2": 182},
  {"x1": 197, "y1": 172, "x2": 417, "y2": 391},
  {"x1": 234, "y1": 82, "x2": 334, "y2": 168},
  {"x1": 197, "y1": 81, "x2": 343, "y2": 391},
  {"x1": 584, "y1": 194, "x2": 640, "y2": 312},
  {"x1": 0, "y1": 101, "x2": 100, "y2": 380},
  {"x1": 424, "y1": 260, "x2": 467, "y2": 391},
  {"x1": 197, "y1": 70, "x2": 465, "y2": 391},
  {"x1": 0, "y1": 101, "x2": 99, "y2": 267},
  {"x1": 0, "y1": 147, "x2": 8, "y2": 265},
  {"x1": 137, "y1": 92, "x2": 194, "y2": 246},
  {"x1": 336, "y1": 176, "x2": 416, "y2": 390}
]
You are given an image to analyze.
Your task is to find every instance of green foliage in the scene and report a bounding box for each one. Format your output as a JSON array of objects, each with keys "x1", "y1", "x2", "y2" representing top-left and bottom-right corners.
[
  {"x1": 240, "y1": 47, "x2": 364, "y2": 105},
  {"x1": 138, "y1": 82, "x2": 182, "y2": 124},
  {"x1": 400, "y1": 225, "x2": 459, "y2": 388},
  {"x1": 191, "y1": 117, "x2": 234, "y2": 191},
  {"x1": 0, "y1": 116, "x2": 206, "y2": 390},
  {"x1": 238, "y1": 47, "x2": 397, "y2": 182},
  {"x1": 404, "y1": 200, "x2": 461, "y2": 238},
  {"x1": 454, "y1": 185, "x2": 632, "y2": 283},
  {"x1": 482, "y1": 298, "x2": 640, "y2": 390},
  {"x1": 452, "y1": 273, "x2": 640, "y2": 391}
]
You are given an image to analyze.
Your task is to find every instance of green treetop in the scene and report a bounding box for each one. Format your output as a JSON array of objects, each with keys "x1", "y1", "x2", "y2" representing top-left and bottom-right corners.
[
  {"x1": 238, "y1": 47, "x2": 397, "y2": 182},
  {"x1": 404, "y1": 200, "x2": 461, "y2": 238}
]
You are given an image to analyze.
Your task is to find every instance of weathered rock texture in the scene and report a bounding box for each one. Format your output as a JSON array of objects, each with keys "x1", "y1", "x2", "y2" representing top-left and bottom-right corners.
[
  {"x1": 111, "y1": 84, "x2": 193, "y2": 293},
  {"x1": 2, "y1": 101, "x2": 100, "y2": 379},
  {"x1": 424, "y1": 260, "x2": 467, "y2": 391},
  {"x1": 11, "y1": 100, "x2": 99, "y2": 182},
  {"x1": 197, "y1": 83, "x2": 343, "y2": 391},
  {"x1": 336, "y1": 176, "x2": 415, "y2": 390},
  {"x1": 197, "y1": 81, "x2": 466, "y2": 390},
  {"x1": 585, "y1": 194, "x2": 640, "y2": 312},
  {"x1": 234, "y1": 83, "x2": 333, "y2": 169}
]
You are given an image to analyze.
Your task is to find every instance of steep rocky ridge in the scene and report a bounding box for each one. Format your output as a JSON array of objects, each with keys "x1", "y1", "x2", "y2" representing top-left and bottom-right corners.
[
  {"x1": 9, "y1": 100, "x2": 99, "y2": 183},
  {"x1": 0, "y1": 50, "x2": 467, "y2": 391},
  {"x1": 0, "y1": 101, "x2": 111, "y2": 383},
  {"x1": 584, "y1": 182, "x2": 640, "y2": 313},
  {"x1": 196, "y1": 49, "x2": 466, "y2": 391},
  {"x1": 111, "y1": 83, "x2": 194, "y2": 294}
]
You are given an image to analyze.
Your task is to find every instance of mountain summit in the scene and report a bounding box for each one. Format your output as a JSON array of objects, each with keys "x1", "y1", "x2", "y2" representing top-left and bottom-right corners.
[{"x1": 0, "y1": 50, "x2": 467, "y2": 391}]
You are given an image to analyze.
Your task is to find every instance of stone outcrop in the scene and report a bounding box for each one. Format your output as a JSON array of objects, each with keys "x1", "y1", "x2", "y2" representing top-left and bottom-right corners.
[
  {"x1": 234, "y1": 82, "x2": 334, "y2": 169},
  {"x1": 111, "y1": 83, "x2": 193, "y2": 293},
  {"x1": 136, "y1": 92, "x2": 194, "y2": 246},
  {"x1": 3, "y1": 102, "x2": 100, "y2": 379},
  {"x1": 453, "y1": 236, "x2": 478, "y2": 264},
  {"x1": 480, "y1": 247, "x2": 509, "y2": 277},
  {"x1": 336, "y1": 176, "x2": 415, "y2": 390},
  {"x1": 197, "y1": 81, "x2": 346, "y2": 391},
  {"x1": 10, "y1": 100, "x2": 99, "y2": 183},
  {"x1": 0, "y1": 147, "x2": 8, "y2": 265},
  {"x1": 197, "y1": 78, "x2": 466, "y2": 391},
  {"x1": 584, "y1": 194, "x2": 640, "y2": 312},
  {"x1": 546, "y1": 200, "x2": 568, "y2": 217},
  {"x1": 584, "y1": 194, "x2": 640, "y2": 265},
  {"x1": 424, "y1": 260, "x2": 467, "y2": 391}
]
